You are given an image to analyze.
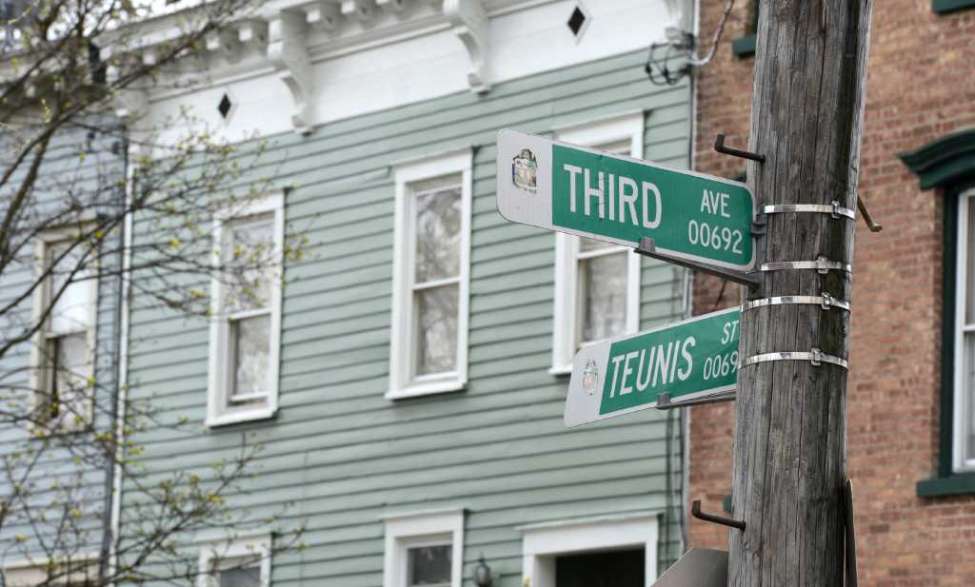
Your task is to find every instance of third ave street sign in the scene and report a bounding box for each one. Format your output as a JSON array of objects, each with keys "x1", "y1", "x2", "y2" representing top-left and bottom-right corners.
[
  {"x1": 564, "y1": 307, "x2": 741, "y2": 427},
  {"x1": 497, "y1": 129, "x2": 756, "y2": 271}
]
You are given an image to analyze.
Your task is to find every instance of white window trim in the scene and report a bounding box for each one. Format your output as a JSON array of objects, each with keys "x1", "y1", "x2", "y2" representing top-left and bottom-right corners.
[
  {"x1": 551, "y1": 112, "x2": 644, "y2": 374},
  {"x1": 382, "y1": 508, "x2": 465, "y2": 587},
  {"x1": 519, "y1": 513, "x2": 658, "y2": 587},
  {"x1": 28, "y1": 229, "x2": 99, "y2": 433},
  {"x1": 954, "y1": 189, "x2": 975, "y2": 471},
  {"x1": 197, "y1": 533, "x2": 272, "y2": 587},
  {"x1": 388, "y1": 149, "x2": 473, "y2": 400},
  {"x1": 207, "y1": 193, "x2": 285, "y2": 427}
]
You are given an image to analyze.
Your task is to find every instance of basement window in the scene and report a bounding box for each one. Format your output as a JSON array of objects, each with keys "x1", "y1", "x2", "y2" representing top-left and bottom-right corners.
[
  {"x1": 198, "y1": 535, "x2": 271, "y2": 587},
  {"x1": 383, "y1": 510, "x2": 464, "y2": 587}
]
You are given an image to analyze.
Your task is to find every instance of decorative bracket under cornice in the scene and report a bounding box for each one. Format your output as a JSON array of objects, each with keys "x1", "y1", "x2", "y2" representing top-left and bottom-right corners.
[
  {"x1": 267, "y1": 11, "x2": 315, "y2": 135},
  {"x1": 443, "y1": 0, "x2": 489, "y2": 94}
]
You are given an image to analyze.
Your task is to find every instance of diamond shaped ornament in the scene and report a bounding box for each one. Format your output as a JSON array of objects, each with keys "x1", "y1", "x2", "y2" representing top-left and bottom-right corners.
[{"x1": 217, "y1": 93, "x2": 233, "y2": 119}]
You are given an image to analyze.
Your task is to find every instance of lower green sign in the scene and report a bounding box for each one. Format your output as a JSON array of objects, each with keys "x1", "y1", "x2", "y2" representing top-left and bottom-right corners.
[{"x1": 564, "y1": 307, "x2": 741, "y2": 427}]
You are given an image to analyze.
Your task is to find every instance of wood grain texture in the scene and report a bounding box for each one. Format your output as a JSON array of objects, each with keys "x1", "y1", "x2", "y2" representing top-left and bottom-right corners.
[{"x1": 729, "y1": 1, "x2": 873, "y2": 585}]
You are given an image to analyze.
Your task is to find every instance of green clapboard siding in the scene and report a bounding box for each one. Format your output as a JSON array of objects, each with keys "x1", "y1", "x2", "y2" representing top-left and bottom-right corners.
[{"x1": 123, "y1": 49, "x2": 691, "y2": 585}]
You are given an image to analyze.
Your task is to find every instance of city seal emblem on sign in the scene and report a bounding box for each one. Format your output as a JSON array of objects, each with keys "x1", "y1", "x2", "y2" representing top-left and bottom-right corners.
[
  {"x1": 581, "y1": 359, "x2": 599, "y2": 395},
  {"x1": 512, "y1": 148, "x2": 538, "y2": 193}
]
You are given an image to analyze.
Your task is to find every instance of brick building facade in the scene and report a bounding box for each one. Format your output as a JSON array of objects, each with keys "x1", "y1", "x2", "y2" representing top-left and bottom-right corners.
[{"x1": 689, "y1": 0, "x2": 975, "y2": 584}]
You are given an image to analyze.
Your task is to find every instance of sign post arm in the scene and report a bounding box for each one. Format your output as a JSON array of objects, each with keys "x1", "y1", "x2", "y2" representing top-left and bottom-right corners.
[
  {"x1": 635, "y1": 237, "x2": 761, "y2": 290},
  {"x1": 655, "y1": 390, "x2": 736, "y2": 410}
]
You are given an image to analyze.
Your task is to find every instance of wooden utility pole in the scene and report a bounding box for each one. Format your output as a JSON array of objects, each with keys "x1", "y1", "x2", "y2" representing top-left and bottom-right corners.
[{"x1": 729, "y1": 2, "x2": 873, "y2": 585}]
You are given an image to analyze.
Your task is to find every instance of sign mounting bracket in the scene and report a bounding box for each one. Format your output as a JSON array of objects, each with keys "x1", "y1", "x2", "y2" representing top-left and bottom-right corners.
[
  {"x1": 655, "y1": 390, "x2": 736, "y2": 410},
  {"x1": 635, "y1": 237, "x2": 761, "y2": 290}
]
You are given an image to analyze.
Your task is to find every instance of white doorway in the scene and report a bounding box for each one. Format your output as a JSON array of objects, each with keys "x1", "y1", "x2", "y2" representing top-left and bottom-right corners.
[{"x1": 519, "y1": 513, "x2": 658, "y2": 587}]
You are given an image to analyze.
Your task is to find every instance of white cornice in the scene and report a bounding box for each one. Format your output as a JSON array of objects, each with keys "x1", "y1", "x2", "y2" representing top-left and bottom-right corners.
[
  {"x1": 104, "y1": 0, "x2": 536, "y2": 132},
  {"x1": 136, "y1": 0, "x2": 684, "y2": 141}
]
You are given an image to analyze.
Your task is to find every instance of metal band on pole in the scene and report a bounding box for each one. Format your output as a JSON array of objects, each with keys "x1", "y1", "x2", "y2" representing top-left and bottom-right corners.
[
  {"x1": 760, "y1": 257, "x2": 852, "y2": 274},
  {"x1": 741, "y1": 349, "x2": 849, "y2": 370},
  {"x1": 762, "y1": 201, "x2": 856, "y2": 221},
  {"x1": 743, "y1": 293, "x2": 851, "y2": 312}
]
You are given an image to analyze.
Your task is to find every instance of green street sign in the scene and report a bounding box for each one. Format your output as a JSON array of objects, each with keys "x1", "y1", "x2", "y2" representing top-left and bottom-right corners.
[
  {"x1": 564, "y1": 308, "x2": 741, "y2": 427},
  {"x1": 497, "y1": 129, "x2": 756, "y2": 271}
]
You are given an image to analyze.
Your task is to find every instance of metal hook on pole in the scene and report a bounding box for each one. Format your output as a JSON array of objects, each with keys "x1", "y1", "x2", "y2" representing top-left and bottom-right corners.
[
  {"x1": 691, "y1": 499, "x2": 746, "y2": 531},
  {"x1": 714, "y1": 134, "x2": 766, "y2": 163},
  {"x1": 857, "y1": 196, "x2": 882, "y2": 232}
]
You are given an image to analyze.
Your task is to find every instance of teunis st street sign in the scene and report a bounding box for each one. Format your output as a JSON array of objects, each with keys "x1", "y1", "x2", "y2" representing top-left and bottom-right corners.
[
  {"x1": 564, "y1": 307, "x2": 741, "y2": 427},
  {"x1": 497, "y1": 129, "x2": 756, "y2": 271}
]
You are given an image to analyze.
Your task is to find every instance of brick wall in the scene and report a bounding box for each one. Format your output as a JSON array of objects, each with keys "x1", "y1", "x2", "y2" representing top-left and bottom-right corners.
[{"x1": 689, "y1": 0, "x2": 975, "y2": 583}]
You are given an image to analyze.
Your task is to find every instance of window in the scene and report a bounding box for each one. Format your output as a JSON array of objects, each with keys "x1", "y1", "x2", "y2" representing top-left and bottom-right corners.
[
  {"x1": 30, "y1": 235, "x2": 97, "y2": 432},
  {"x1": 207, "y1": 194, "x2": 284, "y2": 427},
  {"x1": 388, "y1": 151, "x2": 472, "y2": 399},
  {"x1": 901, "y1": 130, "x2": 975, "y2": 496},
  {"x1": 953, "y1": 190, "x2": 975, "y2": 471},
  {"x1": 383, "y1": 509, "x2": 464, "y2": 587},
  {"x1": 198, "y1": 535, "x2": 271, "y2": 587},
  {"x1": 732, "y1": 0, "x2": 759, "y2": 58},
  {"x1": 551, "y1": 114, "x2": 643, "y2": 373}
]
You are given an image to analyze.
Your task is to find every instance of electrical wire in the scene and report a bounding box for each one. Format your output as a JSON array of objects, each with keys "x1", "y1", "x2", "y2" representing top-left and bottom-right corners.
[
  {"x1": 688, "y1": 0, "x2": 737, "y2": 67},
  {"x1": 645, "y1": 0, "x2": 739, "y2": 86}
]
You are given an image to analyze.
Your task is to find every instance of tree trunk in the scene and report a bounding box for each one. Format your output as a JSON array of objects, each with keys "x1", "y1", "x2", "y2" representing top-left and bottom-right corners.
[{"x1": 729, "y1": 1, "x2": 873, "y2": 585}]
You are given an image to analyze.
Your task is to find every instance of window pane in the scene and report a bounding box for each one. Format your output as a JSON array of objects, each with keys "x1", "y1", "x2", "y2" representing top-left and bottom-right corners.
[
  {"x1": 415, "y1": 285, "x2": 458, "y2": 376},
  {"x1": 407, "y1": 544, "x2": 451, "y2": 586},
  {"x1": 224, "y1": 215, "x2": 275, "y2": 313},
  {"x1": 218, "y1": 566, "x2": 261, "y2": 587},
  {"x1": 50, "y1": 332, "x2": 89, "y2": 422},
  {"x1": 233, "y1": 314, "x2": 270, "y2": 398},
  {"x1": 579, "y1": 252, "x2": 627, "y2": 344},
  {"x1": 56, "y1": 331, "x2": 89, "y2": 376},
  {"x1": 966, "y1": 333, "x2": 975, "y2": 461},
  {"x1": 414, "y1": 186, "x2": 462, "y2": 283},
  {"x1": 967, "y1": 199, "x2": 975, "y2": 324},
  {"x1": 48, "y1": 242, "x2": 93, "y2": 334}
]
